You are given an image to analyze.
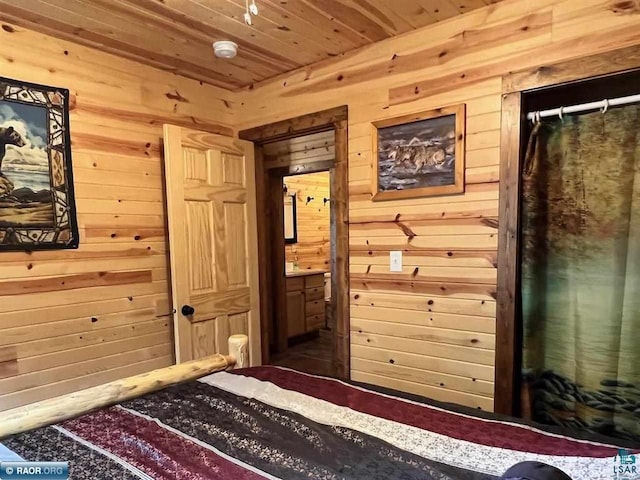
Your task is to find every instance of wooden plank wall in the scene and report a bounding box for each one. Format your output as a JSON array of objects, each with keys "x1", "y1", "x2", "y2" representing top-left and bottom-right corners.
[
  {"x1": 283, "y1": 172, "x2": 331, "y2": 271},
  {"x1": 236, "y1": 0, "x2": 640, "y2": 411},
  {"x1": 0, "y1": 23, "x2": 236, "y2": 411}
]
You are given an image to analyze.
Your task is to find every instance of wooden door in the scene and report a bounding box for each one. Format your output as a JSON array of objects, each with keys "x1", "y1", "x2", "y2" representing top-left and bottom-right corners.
[{"x1": 163, "y1": 125, "x2": 260, "y2": 364}]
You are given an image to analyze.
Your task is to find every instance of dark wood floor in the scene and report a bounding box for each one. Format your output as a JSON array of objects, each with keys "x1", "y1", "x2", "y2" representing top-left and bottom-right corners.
[{"x1": 270, "y1": 330, "x2": 333, "y2": 377}]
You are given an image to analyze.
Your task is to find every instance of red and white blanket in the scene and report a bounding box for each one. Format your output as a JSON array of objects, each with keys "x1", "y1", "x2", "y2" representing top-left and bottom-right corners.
[{"x1": 2, "y1": 367, "x2": 636, "y2": 479}]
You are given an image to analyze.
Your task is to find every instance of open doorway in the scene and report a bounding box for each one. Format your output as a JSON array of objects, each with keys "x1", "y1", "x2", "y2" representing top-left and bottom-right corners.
[
  {"x1": 272, "y1": 168, "x2": 333, "y2": 375},
  {"x1": 239, "y1": 106, "x2": 349, "y2": 379}
]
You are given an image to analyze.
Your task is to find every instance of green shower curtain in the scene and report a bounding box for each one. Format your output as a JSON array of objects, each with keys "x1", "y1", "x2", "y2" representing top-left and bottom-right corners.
[{"x1": 521, "y1": 104, "x2": 640, "y2": 442}]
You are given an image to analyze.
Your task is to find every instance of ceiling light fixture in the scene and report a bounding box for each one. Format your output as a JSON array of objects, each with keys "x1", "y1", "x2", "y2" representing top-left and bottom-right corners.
[
  {"x1": 244, "y1": 0, "x2": 259, "y2": 25},
  {"x1": 213, "y1": 40, "x2": 238, "y2": 59}
]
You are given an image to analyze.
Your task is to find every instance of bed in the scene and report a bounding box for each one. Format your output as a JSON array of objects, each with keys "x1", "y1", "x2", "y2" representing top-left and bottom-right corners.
[{"x1": 0, "y1": 339, "x2": 637, "y2": 479}]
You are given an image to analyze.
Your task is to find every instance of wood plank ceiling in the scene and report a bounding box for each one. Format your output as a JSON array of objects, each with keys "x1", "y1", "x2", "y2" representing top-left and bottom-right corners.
[{"x1": 0, "y1": 0, "x2": 503, "y2": 90}]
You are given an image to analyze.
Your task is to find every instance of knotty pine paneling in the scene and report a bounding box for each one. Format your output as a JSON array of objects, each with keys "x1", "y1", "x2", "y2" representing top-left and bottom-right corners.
[
  {"x1": 0, "y1": 0, "x2": 500, "y2": 89},
  {"x1": 283, "y1": 172, "x2": 331, "y2": 271},
  {"x1": 0, "y1": 23, "x2": 236, "y2": 412},
  {"x1": 237, "y1": 0, "x2": 640, "y2": 411}
]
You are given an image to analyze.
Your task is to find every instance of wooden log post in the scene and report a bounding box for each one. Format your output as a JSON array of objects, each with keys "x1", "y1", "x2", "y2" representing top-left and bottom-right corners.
[
  {"x1": 228, "y1": 334, "x2": 249, "y2": 368},
  {"x1": 0, "y1": 335, "x2": 249, "y2": 439}
]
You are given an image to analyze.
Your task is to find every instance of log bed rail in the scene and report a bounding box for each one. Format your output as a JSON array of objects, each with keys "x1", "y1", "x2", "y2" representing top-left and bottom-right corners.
[{"x1": 0, "y1": 334, "x2": 249, "y2": 439}]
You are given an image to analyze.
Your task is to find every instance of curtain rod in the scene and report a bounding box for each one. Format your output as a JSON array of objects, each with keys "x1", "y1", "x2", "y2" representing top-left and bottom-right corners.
[{"x1": 526, "y1": 93, "x2": 640, "y2": 121}]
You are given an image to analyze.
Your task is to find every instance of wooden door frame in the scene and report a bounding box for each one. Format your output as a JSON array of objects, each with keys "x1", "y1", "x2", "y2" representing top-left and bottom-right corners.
[
  {"x1": 495, "y1": 45, "x2": 640, "y2": 415},
  {"x1": 239, "y1": 106, "x2": 350, "y2": 379}
]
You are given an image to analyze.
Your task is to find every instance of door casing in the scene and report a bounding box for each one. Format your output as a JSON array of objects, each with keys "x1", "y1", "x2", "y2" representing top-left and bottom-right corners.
[{"x1": 239, "y1": 106, "x2": 350, "y2": 378}]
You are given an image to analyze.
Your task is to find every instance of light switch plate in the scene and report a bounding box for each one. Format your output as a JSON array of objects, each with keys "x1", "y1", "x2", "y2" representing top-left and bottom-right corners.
[{"x1": 389, "y1": 250, "x2": 403, "y2": 272}]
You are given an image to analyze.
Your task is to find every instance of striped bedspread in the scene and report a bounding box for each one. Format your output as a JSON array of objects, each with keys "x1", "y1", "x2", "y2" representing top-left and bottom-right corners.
[{"x1": 1, "y1": 367, "x2": 634, "y2": 479}]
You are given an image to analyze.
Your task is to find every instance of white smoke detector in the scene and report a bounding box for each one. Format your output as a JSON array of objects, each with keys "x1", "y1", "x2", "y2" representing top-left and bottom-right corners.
[{"x1": 213, "y1": 41, "x2": 238, "y2": 59}]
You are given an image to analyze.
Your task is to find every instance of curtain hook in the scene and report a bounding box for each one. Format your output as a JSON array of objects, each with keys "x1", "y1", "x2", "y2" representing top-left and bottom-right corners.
[
  {"x1": 601, "y1": 98, "x2": 609, "y2": 114},
  {"x1": 558, "y1": 106, "x2": 564, "y2": 123},
  {"x1": 536, "y1": 111, "x2": 541, "y2": 124}
]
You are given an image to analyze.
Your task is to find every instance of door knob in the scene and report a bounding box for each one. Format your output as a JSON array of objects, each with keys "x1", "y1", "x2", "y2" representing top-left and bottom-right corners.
[{"x1": 181, "y1": 304, "x2": 195, "y2": 316}]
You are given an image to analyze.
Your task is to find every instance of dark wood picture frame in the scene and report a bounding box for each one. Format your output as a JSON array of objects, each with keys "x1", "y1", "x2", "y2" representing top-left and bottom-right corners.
[
  {"x1": 0, "y1": 76, "x2": 78, "y2": 251},
  {"x1": 283, "y1": 191, "x2": 297, "y2": 244},
  {"x1": 372, "y1": 104, "x2": 465, "y2": 201}
]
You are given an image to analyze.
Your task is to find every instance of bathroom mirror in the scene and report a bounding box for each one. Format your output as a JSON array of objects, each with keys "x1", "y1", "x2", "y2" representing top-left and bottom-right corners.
[{"x1": 284, "y1": 192, "x2": 297, "y2": 244}]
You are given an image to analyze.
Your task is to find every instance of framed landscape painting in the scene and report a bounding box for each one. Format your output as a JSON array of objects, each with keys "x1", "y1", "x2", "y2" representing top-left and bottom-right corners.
[
  {"x1": 372, "y1": 104, "x2": 466, "y2": 201},
  {"x1": 0, "y1": 76, "x2": 78, "y2": 250}
]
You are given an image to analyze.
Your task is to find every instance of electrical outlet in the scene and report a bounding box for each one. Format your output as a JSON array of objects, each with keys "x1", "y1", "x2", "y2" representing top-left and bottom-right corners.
[{"x1": 389, "y1": 251, "x2": 402, "y2": 272}]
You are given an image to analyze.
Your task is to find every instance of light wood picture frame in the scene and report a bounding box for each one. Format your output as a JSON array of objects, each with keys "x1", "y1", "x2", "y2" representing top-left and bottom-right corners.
[{"x1": 372, "y1": 104, "x2": 465, "y2": 201}]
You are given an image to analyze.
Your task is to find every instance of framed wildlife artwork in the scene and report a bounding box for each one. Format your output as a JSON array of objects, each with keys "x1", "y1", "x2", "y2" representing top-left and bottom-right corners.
[
  {"x1": 0, "y1": 76, "x2": 78, "y2": 250},
  {"x1": 372, "y1": 104, "x2": 466, "y2": 201}
]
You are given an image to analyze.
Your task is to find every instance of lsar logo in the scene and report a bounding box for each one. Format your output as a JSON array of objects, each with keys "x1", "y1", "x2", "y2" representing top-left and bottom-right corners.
[{"x1": 614, "y1": 449, "x2": 638, "y2": 480}]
